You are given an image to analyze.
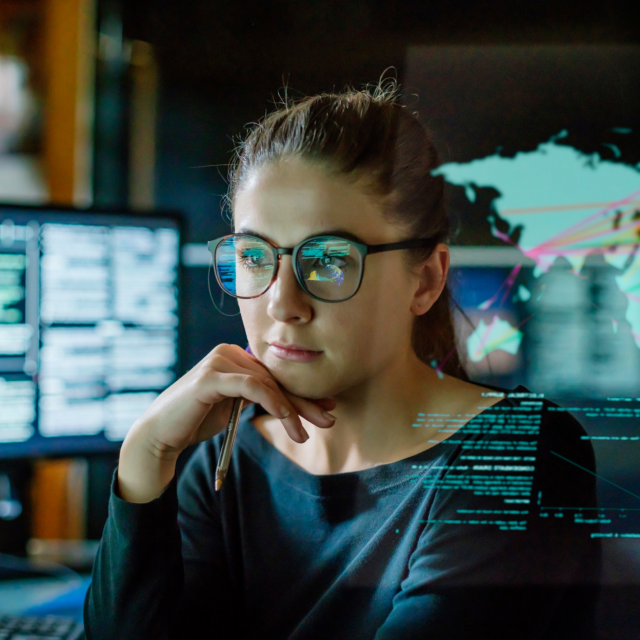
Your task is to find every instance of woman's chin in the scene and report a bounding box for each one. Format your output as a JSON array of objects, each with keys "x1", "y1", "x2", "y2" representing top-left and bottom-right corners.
[{"x1": 269, "y1": 369, "x2": 334, "y2": 401}]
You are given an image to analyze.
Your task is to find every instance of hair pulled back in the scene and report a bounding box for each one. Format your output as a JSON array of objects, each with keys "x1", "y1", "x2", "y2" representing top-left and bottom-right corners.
[{"x1": 226, "y1": 76, "x2": 469, "y2": 381}]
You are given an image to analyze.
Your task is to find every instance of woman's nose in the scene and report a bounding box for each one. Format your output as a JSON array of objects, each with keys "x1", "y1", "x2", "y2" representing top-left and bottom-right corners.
[{"x1": 266, "y1": 255, "x2": 313, "y2": 323}]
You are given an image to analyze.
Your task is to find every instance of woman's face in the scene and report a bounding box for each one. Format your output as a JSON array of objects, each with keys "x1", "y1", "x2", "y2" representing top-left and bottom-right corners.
[{"x1": 234, "y1": 158, "x2": 438, "y2": 400}]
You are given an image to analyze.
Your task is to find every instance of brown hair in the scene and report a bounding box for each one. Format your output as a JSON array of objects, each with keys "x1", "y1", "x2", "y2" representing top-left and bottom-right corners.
[{"x1": 226, "y1": 77, "x2": 469, "y2": 381}]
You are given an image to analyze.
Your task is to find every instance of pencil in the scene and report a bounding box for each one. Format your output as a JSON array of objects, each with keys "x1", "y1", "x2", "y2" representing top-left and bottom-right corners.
[{"x1": 215, "y1": 397, "x2": 244, "y2": 491}]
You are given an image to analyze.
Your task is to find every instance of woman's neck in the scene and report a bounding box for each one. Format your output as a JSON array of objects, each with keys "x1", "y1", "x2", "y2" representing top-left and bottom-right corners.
[{"x1": 252, "y1": 349, "x2": 502, "y2": 475}]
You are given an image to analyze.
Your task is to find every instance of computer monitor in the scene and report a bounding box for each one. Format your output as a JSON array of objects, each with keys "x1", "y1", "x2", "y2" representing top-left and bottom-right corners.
[
  {"x1": 448, "y1": 257, "x2": 640, "y2": 401},
  {"x1": 401, "y1": 44, "x2": 640, "y2": 402},
  {"x1": 0, "y1": 204, "x2": 182, "y2": 459}
]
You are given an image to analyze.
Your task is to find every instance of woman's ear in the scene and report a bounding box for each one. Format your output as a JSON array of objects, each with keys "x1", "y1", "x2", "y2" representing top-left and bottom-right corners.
[{"x1": 410, "y1": 244, "x2": 450, "y2": 316}]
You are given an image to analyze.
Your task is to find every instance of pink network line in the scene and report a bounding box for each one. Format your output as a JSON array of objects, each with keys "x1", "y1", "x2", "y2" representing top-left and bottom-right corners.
[
  {"x1": 557, "y1": 215, "x2": 638, "y2": 244},
  {"x1": 524, "y1": 187, "x2": 640, "y2": 261},
  {"x1": 515, "y1": 312, "x2": 538, "y2": 330},
  {"x1": 468, "y1": 189, "x2": 640, "y2": 363},
  {"x1": 433, "y1": 345, "x2": 458, "y2": 375},
  {"x1": 491, "y1": 226, "x2": 519, "y2": 248},
  {"x1": 478, "y1": 263, "x2": 522, "y2": 310},
  {"x1": 531, "y1": 217, "x2": 640, "y2": 254},
  {"x1": 471, "y1": 312, "x2": 538, "y2": 361},
  {"x1": 473, "y1": 315, "x2": 498, "y2": 359}
]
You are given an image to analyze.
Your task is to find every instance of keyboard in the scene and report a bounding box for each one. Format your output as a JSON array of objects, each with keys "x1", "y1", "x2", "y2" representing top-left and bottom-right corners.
[{"x1": 0, "y1": 615, "x2": 83, "y2": 639}]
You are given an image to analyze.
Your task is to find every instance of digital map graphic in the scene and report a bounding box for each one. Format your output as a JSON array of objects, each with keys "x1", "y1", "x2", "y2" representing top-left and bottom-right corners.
[{"x1": 432, "y1": 130, "x2": 640, "y2": 361}]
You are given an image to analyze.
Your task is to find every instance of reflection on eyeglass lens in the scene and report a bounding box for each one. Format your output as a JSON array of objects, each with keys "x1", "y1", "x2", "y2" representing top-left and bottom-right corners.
[
  {"x1": 216, "y1": 235, "x2": 362, "y2": 301},
  {"x1": 235, "y1": 239, "x2": 274, "y2": 272},
  {"x1": 299, "y1": 238, "x2": 359, "y2": 297}
]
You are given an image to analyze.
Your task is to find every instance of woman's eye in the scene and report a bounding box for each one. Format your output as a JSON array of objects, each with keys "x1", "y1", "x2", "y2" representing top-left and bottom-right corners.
[
  {"x1": 315, "y1": 255, "x2": 349, "y2": 269},
  {"x1": 237, "y1": 251, "x2": 269, "y2": 269}
]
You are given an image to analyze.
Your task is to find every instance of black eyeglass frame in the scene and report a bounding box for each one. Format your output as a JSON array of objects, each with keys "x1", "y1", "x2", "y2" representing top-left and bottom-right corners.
[{"x1": 207, "y1": 233, "x2": 437, "y2": 303}]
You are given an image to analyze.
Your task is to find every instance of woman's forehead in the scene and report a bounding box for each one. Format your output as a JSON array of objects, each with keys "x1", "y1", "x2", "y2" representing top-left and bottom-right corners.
[{"x1": 233, "y1": 161, "x2": 392, "y2": 243}]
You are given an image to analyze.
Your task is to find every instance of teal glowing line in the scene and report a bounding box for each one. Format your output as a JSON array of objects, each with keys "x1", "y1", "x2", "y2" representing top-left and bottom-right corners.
[
  {"x1": 551, "y1": 450, "x2": 640, "y2": 501},
  {"x1": 541, "y1": 506, "x2": 640, "y2": 511}
]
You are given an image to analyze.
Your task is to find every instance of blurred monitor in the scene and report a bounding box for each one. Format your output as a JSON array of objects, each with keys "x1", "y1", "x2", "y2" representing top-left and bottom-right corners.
[
  {"x1": 0, "y1": 204, "x2": 181, "y2": 459},
  {"x1": 449, "y1": 255, "x2": 640, "y2": 401}
]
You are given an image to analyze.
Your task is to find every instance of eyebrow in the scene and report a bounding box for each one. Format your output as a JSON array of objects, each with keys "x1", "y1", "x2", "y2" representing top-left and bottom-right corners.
[{"x1": 235, "y1": 227, "x2": 367, "y2": 246}]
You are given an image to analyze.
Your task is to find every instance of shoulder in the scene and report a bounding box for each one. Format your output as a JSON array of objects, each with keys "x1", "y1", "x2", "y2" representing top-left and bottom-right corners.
[
  {"x1": 535, "y1": 395, "x2": 597, "y2": 507},
  {"x1": 475, "y1": 383, "x2": 590, "y2": 452},
  {"x1": 523, "y1": 391, "x2": 595, "y2": 472},
  {"x1": 486, "y1": 385, "x2": 597, "y2": 508},
  {"x1": 458, "y1": 383, "x2": 596, "y2": 504},
  {"x1": 539, "y1": 396, "x2": 590, "y2": 445}
]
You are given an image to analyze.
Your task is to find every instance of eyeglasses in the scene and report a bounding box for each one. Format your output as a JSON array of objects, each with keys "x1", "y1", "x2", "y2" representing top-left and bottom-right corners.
[{"x1": 207, "y1": 233, "x2": 436, "y2": 303}]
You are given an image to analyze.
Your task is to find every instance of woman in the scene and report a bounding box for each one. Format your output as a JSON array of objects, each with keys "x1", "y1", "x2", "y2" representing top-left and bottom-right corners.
[{"x1": 84, "y1": 80, "x2": 601, "y2": 639}]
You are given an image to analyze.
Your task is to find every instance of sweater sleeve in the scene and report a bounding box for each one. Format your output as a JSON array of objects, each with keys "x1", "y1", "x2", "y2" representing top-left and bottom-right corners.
[
  {"x1": 373, "y1": 409, "x2": 602, "y2": 640},
  {"x1": 83, "y1": 442, "x2": 238, "y2": 640}
]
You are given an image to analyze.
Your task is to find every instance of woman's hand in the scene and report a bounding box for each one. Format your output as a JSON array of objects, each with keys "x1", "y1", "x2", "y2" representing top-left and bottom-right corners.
[{"x1": 117, "y1": 343, "x2": 336, "y2": 503}]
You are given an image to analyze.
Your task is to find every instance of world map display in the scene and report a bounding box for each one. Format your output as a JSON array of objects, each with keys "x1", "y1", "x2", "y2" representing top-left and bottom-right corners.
[{"x1": 433, "y1": 131, "x2": 640, "y2": 360}]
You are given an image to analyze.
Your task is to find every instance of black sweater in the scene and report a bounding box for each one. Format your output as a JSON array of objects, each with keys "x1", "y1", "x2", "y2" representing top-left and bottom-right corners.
[{"x1": 83, "y1": 384, "x2": 601, "y2": 639}]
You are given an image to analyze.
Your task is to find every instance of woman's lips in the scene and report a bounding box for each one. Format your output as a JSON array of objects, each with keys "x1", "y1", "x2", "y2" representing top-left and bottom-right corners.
[{"x1": 268, "y1": 344, "x2": 323, "y2": 362}]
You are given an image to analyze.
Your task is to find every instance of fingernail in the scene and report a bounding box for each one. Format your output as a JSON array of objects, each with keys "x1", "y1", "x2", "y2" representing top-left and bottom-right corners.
[
  {"x1": 280, "y1": 406, "x2": 290, "y2": 418},
  {"x1": 300, "y1": 429, "x2": 309, "y2": 442},
  {"x1": 321, "y1": 411, "x2": 336, "y2": 422}
]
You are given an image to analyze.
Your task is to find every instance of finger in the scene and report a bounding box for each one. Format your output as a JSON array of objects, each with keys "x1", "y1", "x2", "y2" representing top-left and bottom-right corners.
[
  {"x1": 210, "y1": 343, "x2": 272, "y2": 379},
  {"x1": 281, "y1": 390, "x2": 336, "y2": 429},
  {"x1": 201, "y1": 351, "x2": 277, "y2": 389},
  {"x1": 309, "y1": 397, "x2": 337, "y2": 411},
  {"x1": 197, "y1": 372, "x2": 308, "y2": 443}
]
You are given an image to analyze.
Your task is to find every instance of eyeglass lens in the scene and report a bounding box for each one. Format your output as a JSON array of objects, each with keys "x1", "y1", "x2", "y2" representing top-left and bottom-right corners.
[{"x1": 214, "y1": 235, "x2": 362, "y2": 301}]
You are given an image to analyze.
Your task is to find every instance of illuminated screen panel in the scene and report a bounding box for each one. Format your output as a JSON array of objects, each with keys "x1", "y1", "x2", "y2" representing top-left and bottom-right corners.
[{"x1": 0, "y1": 206, "x2": 181, "y2": 458}]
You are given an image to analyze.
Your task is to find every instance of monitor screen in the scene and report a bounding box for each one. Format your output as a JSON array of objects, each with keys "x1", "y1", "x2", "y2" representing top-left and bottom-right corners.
[
  {"x1": 448, "y1": 259, "x2": 640, "y2": 401},
  {"x1": 0, "y1": 204, "x2": 181, "y2": 459}
]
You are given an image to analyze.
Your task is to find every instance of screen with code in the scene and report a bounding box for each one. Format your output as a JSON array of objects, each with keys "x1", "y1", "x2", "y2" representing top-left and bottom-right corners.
[{"x1": 0, "y1": 205, "x2": 181, "y2": 458}]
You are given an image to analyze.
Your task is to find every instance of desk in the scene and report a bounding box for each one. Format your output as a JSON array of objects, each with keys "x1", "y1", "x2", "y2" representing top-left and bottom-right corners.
[{"x1": 0, "y1": 577, "x2": 90, "y2": 621}]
